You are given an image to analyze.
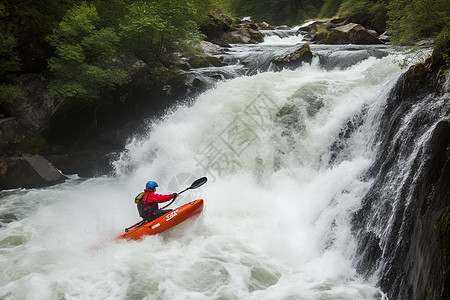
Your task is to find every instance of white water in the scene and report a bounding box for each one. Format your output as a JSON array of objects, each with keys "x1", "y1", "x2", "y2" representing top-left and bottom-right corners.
[{"x1": 0, "y1": 37, "x2": 409, "y2": 299}]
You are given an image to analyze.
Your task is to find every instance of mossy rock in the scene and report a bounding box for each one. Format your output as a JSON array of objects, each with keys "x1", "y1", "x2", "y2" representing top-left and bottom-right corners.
[
  {"x1": 406, "y1": 63, "x2": 427, "y2": 78},
  {"x1": 314, "y1": 28, "x2": 350, "y2": 44},
  {"x1": 188, "y1": 56, "x2": 223, "y2": 68},
  {"x1": 430, "y1": 30, "x2": 450, "y2": 69}
]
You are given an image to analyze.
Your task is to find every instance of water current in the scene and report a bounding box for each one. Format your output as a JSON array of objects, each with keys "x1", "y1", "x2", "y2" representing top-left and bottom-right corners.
[{"x1": 0, "y1": 30, "x2": 428, "y2": 299}]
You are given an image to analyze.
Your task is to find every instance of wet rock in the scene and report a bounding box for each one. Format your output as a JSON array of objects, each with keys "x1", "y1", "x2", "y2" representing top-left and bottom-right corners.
[
  {"x1": 257, "y1": 22, "x2": 274, "y2": 30},
  {"x1": 275, "y1": 25, "x2": 291, "y2": 30},
  {"x1": 0, "y1": 154, "x2": 66, "y2": 190},
  {"x1": 416, "y1": 38, "x2": 435, "y2": 48},
  {"x1": 199, "y1": 9, "x2": 264, "y2": 46},
  {"x1": 273, "y1": 43, "x2": 313, "y2": 71},
  {"x1": 378, "y1": 32, "x2": 390, "y2": 43},
  {"x1": 223, "y1": 28, "x2": 264, "y2": 44},
  {"x1": 200, "y1": 41, "x2": 225, "y2": 56}
]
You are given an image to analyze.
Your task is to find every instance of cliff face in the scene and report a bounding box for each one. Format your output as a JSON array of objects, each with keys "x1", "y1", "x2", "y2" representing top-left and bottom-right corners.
[{"x1": 352, "y1": 61, "x2": 449, "y2": 299}]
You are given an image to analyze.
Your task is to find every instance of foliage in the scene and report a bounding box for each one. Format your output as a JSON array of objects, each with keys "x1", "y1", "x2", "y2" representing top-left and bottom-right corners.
[
  {"x1": 0, "y1": 3, "x2": 20, "y2": 105},
  {"x1": 43, "y1": 0, "x2": 216, "y2": 101},
  {"x1": 318, "y1": 0, "x2": 343, "y2": 18},
  {"x1": 118, "y1": 0, "x2": 204, "y2": 65},
  {"x1": 337, "y1": 0, "x2": 386, "y2": 28},
  {"x1": 387, "y1": 0, "x2": 449, "y2": 45},
  {"x1": 223, "y1": 0, "x2": 324, "y2": 26},
  {"x1": 431, "y1": 29, "x2": 450, "y2": 73},
  {"x1": 0, "y1": 84, "x2": 17, "y2": 105},
  {"x1": 47, "y1": 3, "x2": 127, "y2": 100}
]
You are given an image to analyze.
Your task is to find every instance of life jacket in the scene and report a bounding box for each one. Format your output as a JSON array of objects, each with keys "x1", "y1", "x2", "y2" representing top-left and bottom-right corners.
[{"x1": 135, "y1": 189, "x2": 174, "y2": 219}]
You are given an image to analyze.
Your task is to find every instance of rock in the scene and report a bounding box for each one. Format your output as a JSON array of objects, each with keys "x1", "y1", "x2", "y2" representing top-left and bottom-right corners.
[
  {"x1": 0, "y1": 155, "x2": 66, "y2": 190},
  {"x1": 378, "y1": 31, "x2": 390, "y2": 43},
  {"x1": 199, "y1": 9, "x2": 233, "y2": 43},
  {"x1": 3, "y1": 74, "x2": 58, "y2": 133},
  {"x1": 416, "y1": 38, "x2": 435, "y2": 48},
  {"x1": 313, "y1": 22, "x2": 384, "y2": 44},
  {"x1": 275, "y1": 25, "x2": 291, "y2": 30},
  {"x1": 273, "y1": 43, "x2": 313, "y2": 71},
  {"x1": 200, "y1": 41, "x2": 225, "y2": 56},
  {"x1": 0, "y1": 117, "x2": 27, "y2": 149},
  {"x1": 257, "y1": 22, "x2": 274, "y2": 30},
  {"x1": 199, "y1": 9, "x2": 264, "y2": 46},
  {"x1": 188, "y1": 56, "x2": 223, "y2": 68},
  {"x1": 223, "y1": 28, "x2": 264, "y2": 44}
]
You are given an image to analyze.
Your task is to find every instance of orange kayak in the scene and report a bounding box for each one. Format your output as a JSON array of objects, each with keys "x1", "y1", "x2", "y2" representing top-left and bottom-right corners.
[{"x1": 116, "y1": 199, "x2": 204, "y2": 240}]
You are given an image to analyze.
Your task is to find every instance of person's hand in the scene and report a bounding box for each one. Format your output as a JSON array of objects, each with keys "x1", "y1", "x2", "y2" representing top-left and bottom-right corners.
[{"x1": 173, "y1": 193, "x2": 178, "y2": 198}]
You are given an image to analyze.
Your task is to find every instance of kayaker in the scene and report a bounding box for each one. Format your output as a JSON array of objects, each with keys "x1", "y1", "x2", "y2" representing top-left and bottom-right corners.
[{"x1": 135, "y1": 181, "x2": 178, "y2": 222}]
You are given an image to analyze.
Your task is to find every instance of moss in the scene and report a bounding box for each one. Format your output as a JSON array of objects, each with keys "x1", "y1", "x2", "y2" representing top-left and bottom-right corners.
[
  {"x1": 431, "y1": 30, "x2": 450, "y2": 69},
  {"x1": 303, "y1": 43, "x2": 311, "y2": 51},
  {"x1": 315, "y1": 28, "x2": 348, "y2": 44},
  {"x1": 406, "y1": 63, "x2": 427, "y2": 78},
  {"x1": 188, "y1": 56, "x2": 222, "y2": 68}
]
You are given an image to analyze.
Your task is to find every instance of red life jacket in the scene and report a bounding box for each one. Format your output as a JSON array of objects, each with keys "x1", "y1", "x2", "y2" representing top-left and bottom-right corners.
[{"x1": 136, "y1": 189, "x2": 174, "y2": 219}]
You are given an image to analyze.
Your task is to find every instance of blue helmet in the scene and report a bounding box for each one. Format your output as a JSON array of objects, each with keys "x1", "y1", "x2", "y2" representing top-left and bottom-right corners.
[{"x1": 145, "y1": 181, "x2": 158, "y2": 191}]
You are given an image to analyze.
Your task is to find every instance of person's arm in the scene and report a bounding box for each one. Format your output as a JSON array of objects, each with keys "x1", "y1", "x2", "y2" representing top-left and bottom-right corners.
[{"x1": 151, "y1": 192, "x2": 175, "y2": 203}]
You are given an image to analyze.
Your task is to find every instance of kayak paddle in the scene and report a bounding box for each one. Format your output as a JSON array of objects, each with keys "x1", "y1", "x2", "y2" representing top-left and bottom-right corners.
[{"x1": 161, "y1": 176, "x2": 207, "y2": 209}]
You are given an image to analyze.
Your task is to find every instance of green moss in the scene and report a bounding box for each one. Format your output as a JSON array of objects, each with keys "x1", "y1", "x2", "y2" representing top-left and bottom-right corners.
[
  {"x1": 406, "y1": 63, "x2": 427, "y2": 78},
  {"x1": 315, "y1": 28, "x2": 348, "y2": 44},
  {"x1": 431, "y1": 30, "x2": 450, "y2": 69},
  {"x1": 188, "y1": 56, "x2": 222, "y2": 68}
]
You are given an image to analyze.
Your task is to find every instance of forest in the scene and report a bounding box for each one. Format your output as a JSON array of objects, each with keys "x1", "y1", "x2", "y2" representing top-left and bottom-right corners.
[{"x1": 1, "y1": 0, "x2": 448, "y2": 106}]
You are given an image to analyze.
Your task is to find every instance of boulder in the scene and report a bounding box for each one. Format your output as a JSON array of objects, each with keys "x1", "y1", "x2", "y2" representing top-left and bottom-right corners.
[
  {"x1": 0, "y1": 154, "x2": 66, "y2": 190},
  {"x1": 223, "y1": 28, "x2": 264, "y2": 44},
  {"x1": 200, "y1": 41, "x2": 225, "y2": 56},
  {"x1": 313, "y1": 22, "x2": 384, "y2": 45},
  {"x1": 378, "y1": 32, "x2": 390, "y2": 43},
  {"x1": 257, "y1": 22, "x2": 274, "y2": 30},
  {"x1": 273, "y1": 43, "x2": 313, "y2": 71}
]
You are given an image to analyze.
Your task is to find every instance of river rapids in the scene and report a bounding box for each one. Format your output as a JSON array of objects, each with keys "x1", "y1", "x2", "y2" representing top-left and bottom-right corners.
[{"x1": 0, "y1": 30, "x2": 442, "y2": 299}]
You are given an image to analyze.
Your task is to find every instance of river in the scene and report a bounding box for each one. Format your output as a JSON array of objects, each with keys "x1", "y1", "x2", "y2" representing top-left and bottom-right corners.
[{"x1": 0, "y1": 30, "x2": 433, "y2": 299}]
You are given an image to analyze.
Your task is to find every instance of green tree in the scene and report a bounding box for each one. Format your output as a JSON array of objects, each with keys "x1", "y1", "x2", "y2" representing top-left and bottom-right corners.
[
  {"x1": 47, "y1": 3, "x2": 126, "y2": 100},
  {"x1": 224, "y1": 0, "x2": 324, "y2": 26},
  {"x1": 387, "y1": 0, "x2": 450, "y2": 44},
  {"x1": 118, "y1": 0, "x2": 206, "y2": 65},
  {"x1": 319, "y1": 0, "x2": 343, "y2": 18},
  {"x1": 337, "y1": 0, "x2": 387, "y2": 33},
  {"x1": 0, "y1": 3, "x2": 21, "y2": 105}
]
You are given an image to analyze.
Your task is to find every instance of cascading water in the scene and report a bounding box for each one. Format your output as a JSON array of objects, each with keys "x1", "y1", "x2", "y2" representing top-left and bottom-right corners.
[{"x1": 0, "y1": 30, "x2": 440, "y2": 299}]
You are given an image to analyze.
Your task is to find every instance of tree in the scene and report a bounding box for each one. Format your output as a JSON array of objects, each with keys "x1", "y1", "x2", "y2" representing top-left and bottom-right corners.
[
  {"x1": 118, "y1": 0, "x2": 206, "y2": 65},
  {"x1": 0, "y1": 3, "x2": 21, "y2": 105},
  {"x1": 47, "y1": 3, "x2": 126, "y2": 101},
  {"x1": 224, "y1": 0, "x2": 324, "y2": 26},
  {"x1": 319, "y1": 0, "x2": 343, "y2": 18},
  {"x1": 387, "y1": 0, "x2": 450, "y2": 44}
]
